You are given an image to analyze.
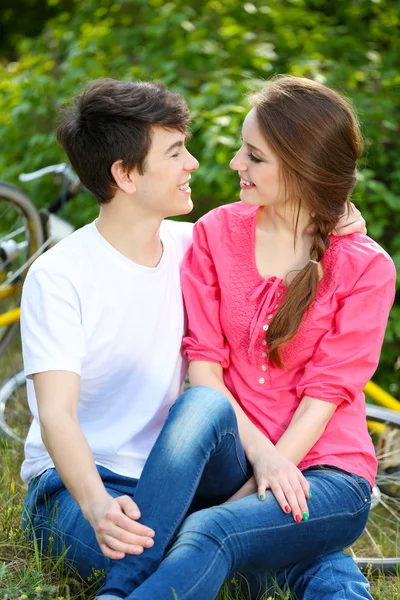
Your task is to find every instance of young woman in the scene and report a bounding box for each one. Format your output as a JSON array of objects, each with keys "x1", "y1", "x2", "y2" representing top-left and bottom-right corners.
[{"x1": 98, "y1": 76, "x2": 396, "y2": 600}]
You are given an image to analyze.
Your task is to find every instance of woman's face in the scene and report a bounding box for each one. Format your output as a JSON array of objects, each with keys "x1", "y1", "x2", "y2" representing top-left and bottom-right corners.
[{"x1": 230, "y1": 108, "x2": 284, "y2": 208}]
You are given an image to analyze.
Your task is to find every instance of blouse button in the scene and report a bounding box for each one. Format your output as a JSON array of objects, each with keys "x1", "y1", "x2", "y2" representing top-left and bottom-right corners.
[
  {"x1": 261, "y1": 364, "x2": 267, "y2": 371},
  {"x1": 259, "y1": 377, "x2": 265, "y2": 384},
  {"x1": 262, "y1": 339, "x2": 267, "y2": 346},
  {"x1": 274, "y1": 304, "x2": 279, "y2": 309},
  {"x1": 262, "y1": 352, "x2": 267, "y2": 358},
  {"x1": 263, "y1": 324, "x2": 269, "y2": 331},
  {"x1": 267, "y1": 314, "x2": 273, "y2": 320},
  {"x1": 277, "y1": 292, "x2": 281, "y2": 297}
]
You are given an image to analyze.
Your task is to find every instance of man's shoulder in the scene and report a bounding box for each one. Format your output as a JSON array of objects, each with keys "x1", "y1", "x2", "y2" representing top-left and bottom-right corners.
[
  {"x1": 26, "y1": 223, "x2": 93, "y2": 282},
  {"x1": 161, "y1": 219, "x2": 194, "y2": 255}
]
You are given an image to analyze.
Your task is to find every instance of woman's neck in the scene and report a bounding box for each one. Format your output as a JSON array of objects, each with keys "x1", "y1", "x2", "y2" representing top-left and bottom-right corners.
[{"x1": 258, "y1": 203, "x2": 312, "y2": 240}]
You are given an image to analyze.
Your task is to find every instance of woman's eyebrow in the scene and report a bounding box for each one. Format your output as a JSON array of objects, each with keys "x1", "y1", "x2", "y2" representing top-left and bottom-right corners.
[{"x1": 246, "y1": 142, "x2": 267, "y2": 158}]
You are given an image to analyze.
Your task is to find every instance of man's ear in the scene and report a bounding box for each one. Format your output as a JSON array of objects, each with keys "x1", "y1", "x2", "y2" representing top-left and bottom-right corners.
[{"x1": 110, "y1": 160, "x2": 136, "y2": 194}]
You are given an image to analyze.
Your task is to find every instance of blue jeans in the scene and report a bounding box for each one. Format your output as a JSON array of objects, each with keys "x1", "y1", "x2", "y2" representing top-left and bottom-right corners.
[
  {"x1": 100, "y1": 387, "x2": 372, "y2": 599},
  {"x1": 24, "y1": 387, "x2": 373, "y2": 599}
]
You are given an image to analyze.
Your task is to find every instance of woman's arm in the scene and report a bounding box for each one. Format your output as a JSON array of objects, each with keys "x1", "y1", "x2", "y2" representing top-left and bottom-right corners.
[
  {"x1": 227, "y1": 395, "x2": 336, "y2": 506},
  {"x1": 189, "y1": 360, "x2": 310, "y2": 520},
  {"x1": 275, "y1": 395, "x2": 337, "y2": 464}
]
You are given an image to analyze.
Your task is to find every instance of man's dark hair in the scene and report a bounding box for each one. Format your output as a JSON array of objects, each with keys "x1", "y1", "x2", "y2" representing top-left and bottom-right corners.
[{"x1": 56, "y1": 78, "x2": 191, "y2": 204}]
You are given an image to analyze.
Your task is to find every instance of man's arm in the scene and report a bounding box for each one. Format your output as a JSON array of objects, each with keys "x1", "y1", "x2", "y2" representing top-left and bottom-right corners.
[{"x1": 34, "y1": 370, "x2": 155, "y2": 559}]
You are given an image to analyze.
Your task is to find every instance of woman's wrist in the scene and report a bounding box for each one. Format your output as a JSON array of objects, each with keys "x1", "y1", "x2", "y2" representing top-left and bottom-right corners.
[{"x1": 243, "y1": 429, "x2": 276, "y2": 463}]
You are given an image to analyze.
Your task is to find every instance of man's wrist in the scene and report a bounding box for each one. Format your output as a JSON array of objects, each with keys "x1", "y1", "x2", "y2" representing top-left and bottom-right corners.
[{"x1": 76, "y1": 479, "x2": 110, "y2": 521}]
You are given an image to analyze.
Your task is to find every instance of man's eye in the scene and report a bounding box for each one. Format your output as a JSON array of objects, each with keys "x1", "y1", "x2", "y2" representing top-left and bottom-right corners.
[{"x1": 248, "y1": 153, "x2": 262, "y2": 163}]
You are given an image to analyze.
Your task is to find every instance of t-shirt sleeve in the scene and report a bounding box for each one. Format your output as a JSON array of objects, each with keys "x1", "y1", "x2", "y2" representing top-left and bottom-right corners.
[
  {"x1": 181, "y1": 219, "x2": 230, "y2": 368},
  {"x1": 296, "y1": 250, "x2": 397, "y2": 406},
  {"x1": 20, "y1": 266, "x2": 86, "y2": 377}
]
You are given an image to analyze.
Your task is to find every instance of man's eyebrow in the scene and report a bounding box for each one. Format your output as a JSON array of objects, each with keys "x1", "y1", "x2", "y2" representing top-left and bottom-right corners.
[
  {"x1": 164, "y1": 140, "x2": 184, "y2": 155},
  {"x1": 164, "y1": 132, "x2": 192, "y2": 155}
]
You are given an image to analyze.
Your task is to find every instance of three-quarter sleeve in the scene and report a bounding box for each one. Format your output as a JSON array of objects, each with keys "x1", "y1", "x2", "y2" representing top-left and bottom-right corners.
[
  {"x1": 181, "y1": 219, "x2": 230, "y2": 368},
  {"x1": 296, "y1": 249, "x2": 397, "y2": 405}
]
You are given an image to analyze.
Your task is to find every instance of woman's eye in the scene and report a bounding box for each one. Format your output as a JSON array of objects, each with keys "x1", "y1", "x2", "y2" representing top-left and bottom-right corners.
[
  {"x1": 172, "y1": 153, "x2": 180, "y2": 158},
  {"x1": 248, "y1": 153, "x2": 262, "y2": 163}
]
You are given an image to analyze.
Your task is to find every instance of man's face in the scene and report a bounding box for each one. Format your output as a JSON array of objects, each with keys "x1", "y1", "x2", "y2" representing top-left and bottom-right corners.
[{"x1": 132, "y1": 126, "x2": 199, "y2": 219}]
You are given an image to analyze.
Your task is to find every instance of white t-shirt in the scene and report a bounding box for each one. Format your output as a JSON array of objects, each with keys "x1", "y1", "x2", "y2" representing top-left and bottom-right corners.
[{"x1": 20, "y1": 219, "x2": 193, "y2": 483}]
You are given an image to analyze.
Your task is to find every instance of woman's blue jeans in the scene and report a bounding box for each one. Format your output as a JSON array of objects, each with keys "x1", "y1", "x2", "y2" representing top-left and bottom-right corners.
[{"x1": 24, "y1": 386, "x2": 373, "y2": 599}]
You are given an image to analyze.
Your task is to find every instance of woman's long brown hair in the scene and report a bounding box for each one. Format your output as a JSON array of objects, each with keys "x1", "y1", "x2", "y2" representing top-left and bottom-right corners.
[{"x1": 250, "y1": 76, "x2": 363, "y2": 367}]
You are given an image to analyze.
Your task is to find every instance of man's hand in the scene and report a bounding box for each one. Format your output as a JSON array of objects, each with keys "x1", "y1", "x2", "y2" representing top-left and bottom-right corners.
[
  {"x1": 87, "y1": 493, "x2": 155, "y2": 559},
  {"x1": 332, "y1": 202, "x2": 367, "y2": 236},
  {"x1": 306, "y1": 202, "x2": 367, "y2": 237}
]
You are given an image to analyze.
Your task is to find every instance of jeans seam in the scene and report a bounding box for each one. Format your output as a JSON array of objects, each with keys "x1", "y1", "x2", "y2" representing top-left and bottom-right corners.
[
  {"x1": 182, "y1": 502, "x2": 370, "y2": 542},
  {"x1": 180, "y1": 545, "x2": 228, "y2": 600},
  {"x1": 211, "y1": 430, "x2": 248, "y2": 479}
]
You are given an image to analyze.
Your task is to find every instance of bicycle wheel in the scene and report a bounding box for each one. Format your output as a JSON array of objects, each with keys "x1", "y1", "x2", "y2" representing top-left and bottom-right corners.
[
  {"x1": 0, "y1": 182, "x2": 44, "y2": 360},
  {"x1": 350, "y1": 405, "x2": 400, "y2": 574},
  {"x1": 0, "y1": 369, "x2": 30, "y2": 442}
]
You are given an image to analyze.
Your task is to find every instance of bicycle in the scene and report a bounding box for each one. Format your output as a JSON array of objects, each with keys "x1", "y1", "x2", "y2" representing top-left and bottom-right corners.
[
  {"x1": 0, "y1": 163, "x2": 80, "y2": 360},
  {"x1": 0, "y1": 167, "x2": 399, "y2": 574}
]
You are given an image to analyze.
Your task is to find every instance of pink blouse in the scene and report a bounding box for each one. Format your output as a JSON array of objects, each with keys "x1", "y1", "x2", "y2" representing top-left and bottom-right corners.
[{"x1": 181, "y1": 202, "x2": 397, "y2": 487}]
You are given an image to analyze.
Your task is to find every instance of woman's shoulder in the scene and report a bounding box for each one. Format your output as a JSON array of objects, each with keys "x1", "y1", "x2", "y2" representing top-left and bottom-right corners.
[
  {"x1": 326, "y1": 233, "x2": 396, "y2": 284},
  {"x1": 195, "y1": 201, "x2": 257, "y2": 230}
]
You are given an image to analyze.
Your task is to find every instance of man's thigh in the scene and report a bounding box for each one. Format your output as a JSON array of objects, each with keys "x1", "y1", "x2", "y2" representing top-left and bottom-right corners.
[{"x1": 23, "y1": 467, "x2": 137, "y2": 582}]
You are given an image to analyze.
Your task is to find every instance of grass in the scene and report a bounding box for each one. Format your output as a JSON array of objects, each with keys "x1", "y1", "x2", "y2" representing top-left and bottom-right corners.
[{"x1": 0, "y1": 337, "x2": 399, "y2": 598}]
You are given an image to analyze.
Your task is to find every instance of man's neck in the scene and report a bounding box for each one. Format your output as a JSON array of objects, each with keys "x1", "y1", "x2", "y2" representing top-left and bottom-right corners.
[{"x1": 96, "y1": 199, "x2": 164, "y2": 268}]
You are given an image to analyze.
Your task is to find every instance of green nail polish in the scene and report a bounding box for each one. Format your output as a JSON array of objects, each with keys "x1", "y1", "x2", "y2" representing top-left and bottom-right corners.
[
  {"x1": 308, "y1": 490, "x2": 313, "y2": 499},
  {"x1": 259, "y1": 494, "x2": 265, "y2": 500},
  {"x1": 303, "y1": 512, "x2": 309, "y2": 521}
]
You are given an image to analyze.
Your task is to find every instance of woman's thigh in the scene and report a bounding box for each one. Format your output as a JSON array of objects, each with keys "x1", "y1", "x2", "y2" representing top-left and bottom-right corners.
[{"x1": 174, "y1": 468, "x2": 371, "y2": 574}]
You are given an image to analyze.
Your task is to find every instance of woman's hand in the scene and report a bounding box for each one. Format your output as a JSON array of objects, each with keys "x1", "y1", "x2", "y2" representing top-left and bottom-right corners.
[{"x1": 246, "y1": 438, "x2": 310, "y2": 522}]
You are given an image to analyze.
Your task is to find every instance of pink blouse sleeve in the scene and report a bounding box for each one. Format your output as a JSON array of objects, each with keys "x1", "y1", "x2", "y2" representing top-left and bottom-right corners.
[
  {"x1": 181, "y1": 219, "x2": 230, "y2": 368},
  {"x1": 296, "y1": 250, "x2": 396, "y2": 406}
]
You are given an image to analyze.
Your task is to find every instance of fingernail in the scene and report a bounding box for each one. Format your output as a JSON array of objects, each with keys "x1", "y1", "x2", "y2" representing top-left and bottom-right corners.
[
  {"x1": 147, "y1": 530, "x2": 155, "y2": 537},
  {"x1": 284, "y1": 505, "x2": 291, "y2": 513},
  {"x1": 259, "y1": 494, "x2": 265, "y2": 500},
  {"x1": 303, "y1": 513, "x2": 309, "y2": 521},
  {"x1": 308, "y1": 490, "x2": 313, "y2": 499},
  {"x1": 295, "y1": 514, "x2": 302, "y2": 523}
]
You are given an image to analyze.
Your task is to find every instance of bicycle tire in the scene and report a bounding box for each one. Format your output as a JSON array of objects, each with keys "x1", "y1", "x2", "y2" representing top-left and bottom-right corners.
[
  {"x1": 0, "y1": 181, "x2": 44, "y2": 360},
  {"x1": 351, "y1": 405, "x2": 400, "y2": 574}
]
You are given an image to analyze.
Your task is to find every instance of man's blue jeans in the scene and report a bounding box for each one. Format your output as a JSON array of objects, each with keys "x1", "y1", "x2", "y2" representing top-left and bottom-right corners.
[{"x1": 24, "y1": 387, "x2": 373, "y2": 599}]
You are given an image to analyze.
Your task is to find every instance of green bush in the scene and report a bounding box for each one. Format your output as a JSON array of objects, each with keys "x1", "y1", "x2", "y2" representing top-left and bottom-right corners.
[{"x1": 0, "y1": 0, "x2": 398, "y2": 388}]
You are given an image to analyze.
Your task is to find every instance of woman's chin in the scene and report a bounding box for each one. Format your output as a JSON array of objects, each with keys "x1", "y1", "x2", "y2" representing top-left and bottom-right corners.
[{"x1": 240, "y1": 189, "x2": 260, "y2": 205}]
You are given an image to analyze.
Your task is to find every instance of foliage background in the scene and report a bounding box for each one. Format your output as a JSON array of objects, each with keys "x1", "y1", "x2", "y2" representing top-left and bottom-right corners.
[{"x1": 0, "y1": 0, "x2": 399, "y2": 390}]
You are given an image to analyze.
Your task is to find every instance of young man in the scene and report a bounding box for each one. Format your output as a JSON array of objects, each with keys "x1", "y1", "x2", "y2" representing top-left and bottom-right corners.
[{"x1": 21, "y1": 78, "x2": 369, "y2": 599}]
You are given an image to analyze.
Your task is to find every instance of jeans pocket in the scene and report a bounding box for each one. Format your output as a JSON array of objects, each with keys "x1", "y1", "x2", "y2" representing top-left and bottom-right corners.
[{"x1": 306, "y1": 465, "x2": 371, "y2": 507}]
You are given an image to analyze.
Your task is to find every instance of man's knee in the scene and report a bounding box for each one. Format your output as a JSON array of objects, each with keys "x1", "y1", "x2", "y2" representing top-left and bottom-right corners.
[{"x1": 171, "y1": 386, "x2": 236, "y2": 428}]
